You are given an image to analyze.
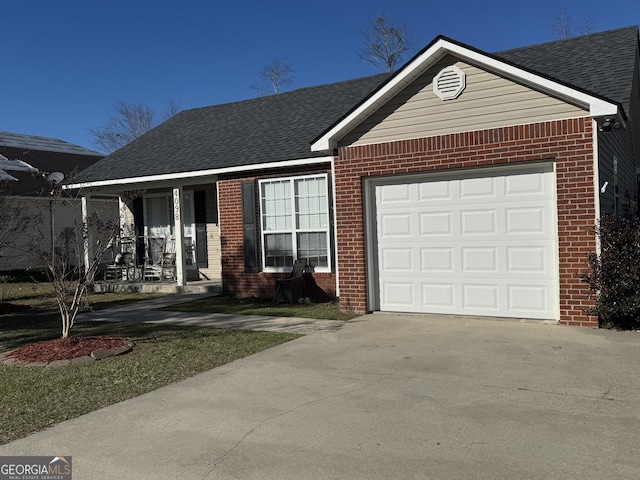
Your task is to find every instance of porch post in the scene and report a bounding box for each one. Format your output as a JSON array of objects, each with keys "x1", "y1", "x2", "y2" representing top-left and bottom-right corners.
[
  {"x1": 172, "y1": 186, "x2": 187, "y2": 286},
  {"x1": 117, "y1": 196, "x2": 127, "y2": 236},
  {"x1": 81, "y1": 195, "x2": 93, "y2": 281}
]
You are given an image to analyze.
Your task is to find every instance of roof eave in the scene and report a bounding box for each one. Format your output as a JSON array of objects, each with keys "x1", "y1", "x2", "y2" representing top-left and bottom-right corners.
[
  {"x1": 311, "y1": 37, "x2": 619, "y2": 152},
  {"x1": 64, "y1": 156, "x2": 334, "y2": 190}
]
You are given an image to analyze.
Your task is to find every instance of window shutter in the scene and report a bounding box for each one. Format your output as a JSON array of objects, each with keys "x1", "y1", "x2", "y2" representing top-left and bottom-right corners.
[
  {"x1": 193, "y1": 190, "x2": 206, "y2": 224},
  {"x1": 132, "y1": 197, "x2": 145, "y2": 265},
  {"x1": 194, "y1": 190, "x2": 208, "y2": 267},
  {"x1": 241, "y1": 181, "x2": 259, "y2": 273}
]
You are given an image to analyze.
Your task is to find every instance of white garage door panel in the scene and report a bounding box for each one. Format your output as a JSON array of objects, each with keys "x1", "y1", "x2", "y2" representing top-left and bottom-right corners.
[{"x1": 376, "y1": 167, "x2": 558, "y2": 320}]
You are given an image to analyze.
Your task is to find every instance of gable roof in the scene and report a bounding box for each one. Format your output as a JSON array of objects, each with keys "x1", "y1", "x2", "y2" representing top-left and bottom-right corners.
[
  {"x1": 70, "y1": 26, "x2": 639, "y2": 188},
  {"x1": 70, "y1": 74, "x2": 390, "y2": 188},
  {"x1": 495, "y1": 26, "x2": 638, "y2": 118},
  {"x1": 0, "y1": 132, "x2": 103, "y2": 196},
  {"x1": 313, "y1": 27, "x2": 637, "y2": 151}
]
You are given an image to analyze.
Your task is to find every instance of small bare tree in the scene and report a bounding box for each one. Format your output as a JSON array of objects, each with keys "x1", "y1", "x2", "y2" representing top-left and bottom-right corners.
[
  {"x1": 30, "y1": 178, "x2": 130, "y2": 338},
  {"x1": 251, "y1": 57, "x2": 294, "y2": 96},
  {"x1": 90, "y1": 100, "x2": 181, "y2": 154},
  {"x1": 550, "y1": 8, "x2": 596, "y2": 39},
  {"x1": 357, "y1": 15, "x2": 412, "y2": 72}
]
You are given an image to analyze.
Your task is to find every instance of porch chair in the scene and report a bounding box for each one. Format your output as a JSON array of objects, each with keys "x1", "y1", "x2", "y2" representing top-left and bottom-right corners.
[
  {"x1": 143, "y1": 236, "x2": 165, "y2": 282},
  {"x1": 274, "y1": 258, "x2": 307, "y2": 303},
  {"x1": 104, "y1": 237, "x2": 136, "y2": 281},
  {"x1": 161, "y1": 237, "x2": 177, "y2": 281}
]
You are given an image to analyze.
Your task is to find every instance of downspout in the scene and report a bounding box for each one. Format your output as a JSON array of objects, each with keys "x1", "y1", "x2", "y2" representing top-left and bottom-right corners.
[{"x1": 592, "y1": 119, "x2": 601, "y2": 255}]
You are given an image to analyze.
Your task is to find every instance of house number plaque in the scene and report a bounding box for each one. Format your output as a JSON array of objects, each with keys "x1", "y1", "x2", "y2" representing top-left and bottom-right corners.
[{"x1": 173, "y1": 190, "x2": 181, "y2": 222}]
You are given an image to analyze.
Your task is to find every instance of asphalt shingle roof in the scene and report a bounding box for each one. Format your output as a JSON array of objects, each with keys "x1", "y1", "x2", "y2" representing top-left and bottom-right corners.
[
  {"x1": 74, "y1": 74, "x2": 390, "y2": 184},
  {"x1": 494, "y1": 25, "x2": 638, "y2": 117},
  {"x1": 0, "y1": 132, "x2": 103, "y2": 196},
  {"x1": 73, "y1": 26, "x2": 639, "y2": 185}
]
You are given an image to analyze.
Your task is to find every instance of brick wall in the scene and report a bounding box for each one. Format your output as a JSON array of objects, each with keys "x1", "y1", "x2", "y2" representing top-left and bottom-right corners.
[
  {"x1": 218, "y1": 172, "x2": 337, "y2": 301},
  {"x1": 335, "y1": 118, "x2": 599, "y2": 326}
]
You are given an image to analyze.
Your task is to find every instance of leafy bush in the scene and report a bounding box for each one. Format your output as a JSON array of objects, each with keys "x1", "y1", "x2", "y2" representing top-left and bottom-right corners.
[{"x1": 582, "y1": 215, "x2": 640, "y2": 329}]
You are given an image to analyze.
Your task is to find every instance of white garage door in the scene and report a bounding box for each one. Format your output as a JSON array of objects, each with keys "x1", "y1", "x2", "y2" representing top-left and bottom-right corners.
[{"x1": 375, "y1": 166, "x2": 558, "y2": 320}]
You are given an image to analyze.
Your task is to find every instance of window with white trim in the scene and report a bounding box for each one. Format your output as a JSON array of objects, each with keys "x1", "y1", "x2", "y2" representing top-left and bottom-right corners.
[{"x1": 259, "y1": 174, "x2": 330, "y2": 271}]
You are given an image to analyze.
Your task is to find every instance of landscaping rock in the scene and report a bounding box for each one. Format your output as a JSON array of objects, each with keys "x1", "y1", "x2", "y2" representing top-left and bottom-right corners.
[
  {"x1": 90, "y1": 348, "x2": 115, "y2": 360},
  {"x1": 70, "y1": 356, "x2": 95, "y2": 365},
  {"x1": 46, "y1": 359, "x2": 71, "y2": 368}
]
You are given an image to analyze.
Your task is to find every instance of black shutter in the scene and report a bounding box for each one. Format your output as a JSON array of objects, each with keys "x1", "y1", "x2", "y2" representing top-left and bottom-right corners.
[
  {"x1": 132, "y1": 197, "x2": 145, "y2": 265},
  {"x1": 193, "y1": 190, "x2": 207, "y2": 224},
  {"x1": 241, "y1": 181, "x2": 259, "y2": 273},
  {"x1": 193, "y1": 190, "x2": 208, "y2": 267}
]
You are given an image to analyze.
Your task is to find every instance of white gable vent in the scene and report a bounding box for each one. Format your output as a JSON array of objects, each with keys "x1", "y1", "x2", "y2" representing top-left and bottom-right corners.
[{"x1": 433, "y1": 65, "x2": 466, "y2": 100}]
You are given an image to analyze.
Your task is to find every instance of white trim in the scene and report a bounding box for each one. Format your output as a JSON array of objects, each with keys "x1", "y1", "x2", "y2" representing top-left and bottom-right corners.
[
  {"x1": 258, "y1": 173, "x2": 332, "y2": 274},
  {"x1": 363, "y1": 177, "x2": 379, "y2": 311},
  {"x1": 64, "y1": 156, "x2": 334, "y2": 190},
  {"x1": 592, "y1": 119, "x2": 601, "y2": 239},
  {"x1": 330, "y1": 159, "x2": 340, "y2": 298},
  {"x1": 81, "y1": 196, "x2": 91, "y2": 280},
  {"x1": 172, "y1": 186, "x2": 186, "y2": 286},
  {"x1": 551, "y1": 161, "x2": 561, "y2": 322},
  {"x1": 311, "y1": 38, "x2": 619, "y2": 152}
]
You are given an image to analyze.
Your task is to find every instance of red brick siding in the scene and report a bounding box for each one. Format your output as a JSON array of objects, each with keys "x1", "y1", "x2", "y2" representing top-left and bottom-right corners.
[
  {"x1": 335, "y1": 118, "x2": 598, "y2": 327},
  {"x1": 218, "y1": 172, "x2": 336, "y2": 300}
]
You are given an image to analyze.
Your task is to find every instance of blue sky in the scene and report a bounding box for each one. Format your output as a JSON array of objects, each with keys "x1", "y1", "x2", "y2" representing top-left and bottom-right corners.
[{"x1": 2, "y1": 0, "x2": 638, "y2": 153}]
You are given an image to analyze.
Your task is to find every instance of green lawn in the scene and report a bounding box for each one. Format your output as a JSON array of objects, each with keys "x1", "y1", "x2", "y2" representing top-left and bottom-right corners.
[
  {"x1": 0, "y1": 283, "x2": 300, "y2": 445},
  {"x1": 163, "y1": 294, "x2": 359, "y2": 321}
]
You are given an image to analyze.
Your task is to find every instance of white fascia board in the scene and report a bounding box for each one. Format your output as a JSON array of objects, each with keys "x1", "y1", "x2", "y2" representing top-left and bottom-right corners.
[
  {"x1": 311, "y1": 39, "x2": 619, "y2": 152},
  {"x1": 64, "y1": 156, "x2": 334, "y2": 190},
  {"x1": 311, "y1": 42, "x2": 447, "y2": 152},
  {"x1": 444, "y1": 42, "x2": 619, "y2": 117}
]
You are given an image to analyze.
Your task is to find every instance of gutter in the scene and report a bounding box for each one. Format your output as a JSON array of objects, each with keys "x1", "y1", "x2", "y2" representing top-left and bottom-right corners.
[{"x1": 64, "y1": 156, "x2": 335, "y2": 190}]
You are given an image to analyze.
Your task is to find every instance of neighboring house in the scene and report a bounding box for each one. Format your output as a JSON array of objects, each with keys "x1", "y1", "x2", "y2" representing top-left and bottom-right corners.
[
  {"x1": 68, "y1": 26, "x2": 640, "y2": 327},
  {"x1": 0, "y1": 132, "x2": 107, "y2": 271}
]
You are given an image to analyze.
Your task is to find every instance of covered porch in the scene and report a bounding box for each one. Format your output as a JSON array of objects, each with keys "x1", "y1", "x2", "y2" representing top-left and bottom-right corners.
[{"x1": 78, "y1": 177, "x2": 221, "y2": 292}]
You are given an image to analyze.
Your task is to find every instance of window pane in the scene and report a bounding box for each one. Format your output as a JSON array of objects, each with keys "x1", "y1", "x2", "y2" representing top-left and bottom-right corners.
[
  {"x1": 297, "y1": 232, "x2": 328, "y2": 267},
  {"x1": 261, "y1": 180, "x2": 291, "y2": 231},
  {"x1": 295, "y1": 177, "x2": 327, "y2": 230},
  {"x1": 145, "y1": 196, "x2": 172, "y2": 237},
  {"x1": 264, "y1": 233, "x2": 293, "y2": 267}
]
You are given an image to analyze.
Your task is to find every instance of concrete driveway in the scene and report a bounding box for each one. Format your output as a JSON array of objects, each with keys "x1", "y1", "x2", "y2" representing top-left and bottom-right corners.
[{"x1": 2, "y1": 313, "x2": 640, "y2": 479}]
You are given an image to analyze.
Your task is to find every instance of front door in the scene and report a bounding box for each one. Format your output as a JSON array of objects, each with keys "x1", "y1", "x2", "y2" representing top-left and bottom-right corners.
[{"x1": 143, "y1": 192, "x2": 197, "y2": 277}]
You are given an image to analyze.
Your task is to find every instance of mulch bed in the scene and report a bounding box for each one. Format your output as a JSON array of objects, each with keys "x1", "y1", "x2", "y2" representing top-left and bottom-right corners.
[{"x1": 6, "y1": 336, "x2": 130, "y2": 363}]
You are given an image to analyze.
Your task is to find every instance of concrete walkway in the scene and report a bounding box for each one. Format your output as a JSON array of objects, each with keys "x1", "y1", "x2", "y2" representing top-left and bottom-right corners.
[
  {"x1": 78, "y1": 293, "x2": 346, "y2": 334},
  {"x1": 2, "y1": 301, "x2": 640, "y2": 479}
]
